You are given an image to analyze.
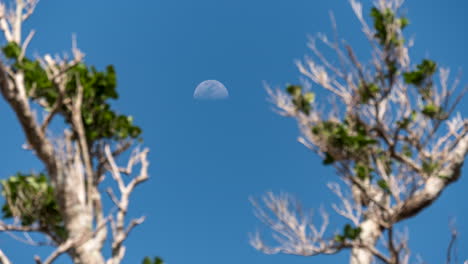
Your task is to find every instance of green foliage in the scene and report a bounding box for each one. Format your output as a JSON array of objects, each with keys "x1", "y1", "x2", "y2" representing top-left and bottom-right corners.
[
  {"x1": 323, "y1": 152, "x2": 335, "y2": 165},
  {"x1": 2, "y1": 42, "x2": 21, "y2": 59},
  {"x1": 1, "y1": 173, "x2": 66, "y2": 239},
  {"x1": 402, "y1": 144, "x2": 413, "y2": 158},
  {"x1": 142, "y1": 257, "x2": 164, "y2": 264},
  {"x1": 303, "y1": 92, "x2": 315, "y2": 103},
  {"x1": 59, "y1": 63, "x2": 141, "y2": 142},
  {"x1": 354, "y1": 162, "x2": 373, "y2": 180},
  {"x1": 404, "y1": 59, "x2": 437, "y2": 103},
  {"x1": 371, "y1": 7, "x2": 408, "y2": 45},
  {"x1": 377, "y1": 179, "x2": 390, "y2": 193},
  {"x1": 402, "y1": 59, "x2": 447, "y2": 119},
  {"x1": 312, "y1": 119, "x2": 377, "y2": 164},
  {"x1": 422, "y1": 160, "x2": 439, "y2": 175},
  {"x1": 2, "y1": 42, "x2": 142, "y2": 145},
  {"x1": 396, "y1": 111, "x2": 416, "y2": 129},
  {"x1": 286, "y1": 85, "x2": 302, "y2": 97},
  {"x1": 286, "y1": 84, "x2": 314, "y2": 115},
  {"x1": 403, "y1": 59, "x2": 437, "y2": 87},
  {"x1": 334, "y1": 234, "x2": 345, "y2": 243},
  {"x1": 421, "y1": 103, "x2": 447, "y2": 120},
  {"x1": 335, "y1": 224, "x2": 362, "y2": 242},
  {"x1": 0, "y1": 42, "x2": 143, "y2": 241},
  {"x1": 417, "y1": 59, "x2": 437, "y2": 76},
  {"x1": 421, "y1": 104, "x2": 439, "y2": 117},
  {"x1": 15, "y1": 58, "x2": 55, "y2": 106},
  {"x1": 371, "y1": 7, "x2": 393, "y2": 44},
  {"x1": 358, "y1": 82, "x2": 379, "y2": 103},
  {"x1": 399, "y1": 17, "x2": 410, "y2": 29}
]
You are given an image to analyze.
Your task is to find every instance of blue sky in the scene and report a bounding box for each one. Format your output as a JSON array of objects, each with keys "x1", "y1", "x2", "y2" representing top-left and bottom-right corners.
[{"x1": 1, "y1": 0, "x2": 468, "y2": 263}]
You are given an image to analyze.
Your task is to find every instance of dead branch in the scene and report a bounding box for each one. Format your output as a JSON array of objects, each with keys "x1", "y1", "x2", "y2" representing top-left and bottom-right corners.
[
  {"x1": 104, "y1": 145, "x2": 149, "y2": 264},
  {"x1": 0, "y1": 249, "x2": 12, "y2": 264}
]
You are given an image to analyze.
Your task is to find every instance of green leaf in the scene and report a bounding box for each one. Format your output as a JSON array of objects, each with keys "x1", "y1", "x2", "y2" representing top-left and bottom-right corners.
[
  {"x1": 396, "y1": 111, "x2": 416, "y2": 129},
  {"x1": 311, "y1": 126, "x2": 320, "y2": 135},
  {"x1": 404, "y1": 60, "x2": 437, "y2": 87},
  {"x1": 142, "y1": 257, "x2": 164, "y2": 264},
  {"x1": 400, "y1": 17, "x2": 410, "y2": 29},
  {"x1": 286, "y1": 85, "x2": 302, "y2": 97},
  {"x1": 303, "y1": 92, "x2": 315, "y2": 103},
  {"x1": 377, "y1": 179, "x2": 390, "y2": 192},
  {"x1": 344, "y1": 224, "x2": 353, "y2": 238},
  {"x1": 323, "y1": 152, "x2": 335, "y2": 165},
  {"x1": 334, "y1": 234, "x2": 345, "y2": 243},
  {"x1": 358, "y1": 83, "x2": 379, "y2": 103},
  {"x1": 2, "y1": 42, "x2": 21, "y2": 59},
  {"x1": 417, "y1": 59, "x2": 437, "y2": 75},
  {"x1": 292, "y1": 96, "x2": 312, "y2": 115},
  {"x1": 0, "y1": 173, "x2": 66, "y2": 239},
  {"x1": 403, "y1": 71, "x2": 424, "y2": 86},
  {"x1": 402, "y1": 144, "x2": 412, "y2": 158},
  {"x1": 343, "y1": 224, "x2": 362, "y2": 240},
  {"x1": 421, "y1": 104, "x2": 439, "y2": 118},
  {"x1": 286, "y1": 85, "x2": 313, "y2": 115},
  {"x1": 422, "y1": 160, "x2": 439, "y2": 175},
  {"x1": 355, "y1": 163, "x2": 373, "y2": 180}
]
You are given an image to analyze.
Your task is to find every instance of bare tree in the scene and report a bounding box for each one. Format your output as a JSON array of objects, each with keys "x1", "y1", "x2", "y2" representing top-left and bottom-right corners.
[
  {"x1": 251, "y1": 0, "x2": 467, "y2": 263},
  {"x1": 0, "y1": 0, "x2": 150, "y2": 263}
]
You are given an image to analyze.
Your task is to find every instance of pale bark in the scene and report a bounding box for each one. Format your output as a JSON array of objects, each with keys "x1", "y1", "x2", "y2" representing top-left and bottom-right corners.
[
  {"x1": 350, "y1": 219, "x2": 382, "y2": 264},
  {"x1": 0, "y1": 1, "x2": 149, "y2": 263},
  {"x1": 252, "y1": 0, "x2": 468, "y2": 263},
  {"x1": 0, "y1": 250, "x2": 12, "y2": 264}
]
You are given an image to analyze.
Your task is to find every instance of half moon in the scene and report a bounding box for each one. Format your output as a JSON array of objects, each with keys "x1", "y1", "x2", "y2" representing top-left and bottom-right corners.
[{"x1": 193, "y1": 80, "x2": 229, "y2": 100}]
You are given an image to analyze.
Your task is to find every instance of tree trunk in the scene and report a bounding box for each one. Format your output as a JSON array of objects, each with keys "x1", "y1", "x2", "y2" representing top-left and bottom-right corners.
[
  {"x1": 71, "y1": 243, "x2": 105, "y2": 264},
  {"x1": 350, "y1": 219, "x2": 381, "y2": 264},
  {"x1": 57, "y1": 164, "x2": 106, "y2": 264}
]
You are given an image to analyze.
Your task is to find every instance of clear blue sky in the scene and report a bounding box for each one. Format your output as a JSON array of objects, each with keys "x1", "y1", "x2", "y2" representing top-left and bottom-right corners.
[{"x1": 1, "y1": 0, "x2": 468, "y2": 263}]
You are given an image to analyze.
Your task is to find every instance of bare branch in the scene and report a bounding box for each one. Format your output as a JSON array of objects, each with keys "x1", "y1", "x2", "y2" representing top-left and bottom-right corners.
[
  {"x1": 0, "y1": 249, "x2": 12, "y2": 264},
  {"x1": 328, "y1": 181, "x2": 362, "y2": 225},
  {"x1": 19, "y1": 29, "x2": 34, "y2": 60},
  {"x1": 39, "y1": 239, "x2": 74, "y2": 264},
  {"x1": 104, "y1": 145, "x2": 149, "y2": 264},
  {"x1": 446, "y1": 220, "x2": 458, "y2": 264},
  {"x1": 0, "y1": 222, "x2": 40, "y2": 232},
  {"x1": 250, "y1": 192, "x2": 342, "y2": 256}
]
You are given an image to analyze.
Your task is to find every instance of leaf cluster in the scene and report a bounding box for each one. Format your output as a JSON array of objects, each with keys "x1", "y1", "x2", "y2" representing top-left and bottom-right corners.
[
  {"x1": 1, "y1": 42, "x2": 143, "y2": 240},
  {"x1": 1, "y1": 173, "x2": 66, "y2": 239},
  {"x1": 2, "y1": 42, "x2": 142, "y2": 144},
  {"x1": 142, "y1": 257, "x2": 164, "y2": 264},
  {"x1": 403, "y1": 59, "x2": 447, "y2": 120},
  {"x1": 354, "y1": 162, "x2": 374, "y2": 181},
  {"x1": 422, "y1": 159, "x2": 439, "y2": 176},
  {"x1": 403, "y1": 59, "x2": 437, "y2": 88},
  {"x1": 396, "y1": 111, "x2": 417, "y2": 130},
  {"x1": 286, "y1": 84, "x2": 315, "y2": 115},
  {"x1": 371, "y1": 7, "x2": 408, "y2": 46},
  {"x1": 311, "y1": 119, "x2": 377, "y2": 165},
  {"x1": 358, "y1": 82, "x2": 380, "y2": 104},
  {"x1": 334, "y1": 224, "x2": 362, "y2": 243}
]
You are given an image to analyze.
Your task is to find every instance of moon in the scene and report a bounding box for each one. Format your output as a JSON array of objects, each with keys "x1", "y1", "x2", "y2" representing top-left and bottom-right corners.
[{"x1": 193, "y1": 80, "x2": 229, "y2": 100}]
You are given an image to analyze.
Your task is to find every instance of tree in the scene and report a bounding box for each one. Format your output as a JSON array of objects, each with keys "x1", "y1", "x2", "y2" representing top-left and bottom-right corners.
[
  {"x1": 142, "y1": 256, "x2": 164, "y2": 264},
  {"x1": 250, "y1": 0, "x2": 467, "y2": 263},
  {"x1": 0, "y1": 0, "x2": 150, "y2": 263}
]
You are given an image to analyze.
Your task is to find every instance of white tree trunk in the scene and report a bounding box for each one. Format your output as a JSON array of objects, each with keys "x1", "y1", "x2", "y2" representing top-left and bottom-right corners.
[
  {"x1": 350, "y1": 219, "x2": 381, "y2": 264},
  {"x1": 58, "y1": 162, "x2": 105, "y2": 264}
]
